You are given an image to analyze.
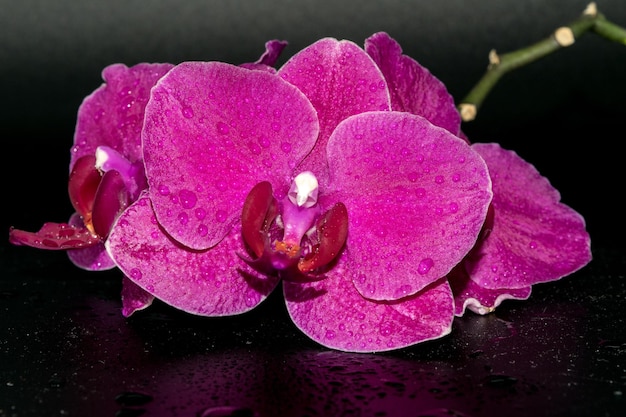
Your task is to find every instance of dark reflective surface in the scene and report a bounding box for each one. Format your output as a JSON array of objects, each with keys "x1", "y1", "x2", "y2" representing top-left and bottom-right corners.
[{"x1": 1, "y1": 246, "x2": 624, "y2": 416}]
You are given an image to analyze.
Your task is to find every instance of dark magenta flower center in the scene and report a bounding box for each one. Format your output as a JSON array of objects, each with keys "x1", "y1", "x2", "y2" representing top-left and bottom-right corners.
[{"x1": 241, "y1": 172, "x2": 348, "y2": 281}]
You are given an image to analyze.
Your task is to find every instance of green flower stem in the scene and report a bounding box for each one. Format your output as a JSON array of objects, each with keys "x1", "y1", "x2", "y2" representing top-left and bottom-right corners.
[
  {"x1": 594, "y1": 14, "x2": 626, "y2": 45},
  {"x1": 458, "y1": 2, "x2": 626, "y2": 122}
]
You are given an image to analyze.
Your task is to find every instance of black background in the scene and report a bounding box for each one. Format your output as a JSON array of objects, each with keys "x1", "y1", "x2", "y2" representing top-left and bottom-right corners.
[
  {"x1": 2, "y1": 0, "x2": 625, "y2": 247},
  {"x1": 2, "y1": 1, "x2": 626, "y2": 416}
]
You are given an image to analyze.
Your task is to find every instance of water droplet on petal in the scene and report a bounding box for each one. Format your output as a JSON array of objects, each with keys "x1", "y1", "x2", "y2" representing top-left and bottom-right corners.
[
  {"x1": 179, "y1": 189, "x2": 197, "y2": 209},
  {"x1": 394, "y1": 284, "x2": 412, "y2": 298},
  {"x1": 379, "y1": 323, "x2": 393, "y2": 336},
  {"x1": 449, "y1": 202, "x2": 459, "y2": 213},
  {"x1": 178, "y1": 212, "x2": 189, "y2": 225},
  {"x1": 452, "y1": 173, "x2": 461, "y2": 182},
  {"x1": 325, "y1": 329, "x2": 336, "y2": 339},
  {"x1": 158, "y1": 184, "x2": 170, "y2": 196},
  {"x1": 217, "y1": 121, "x2": 229, "y2": 134},
  {"x1": 407, "y1": 172, "x2": 419, "y2": 182},
  {"x1": 215, "y1": 209, "x2": 227, "y2": 223},
  {"x1": 245, "y1": 289, "x2": 259, "y2": 307},
  {"x1": 215, "y1": 180, "x2": 228, "y2": 192},
  {"x1": 182, "y1": 106, "x2": 194, "y2": 118},
  {"x1": 130, "y1": 268, "x2": 142, "y2": 280},
  {"x1": 280, "y1": 142, "x2": 292, "y2": 153},
  {"x1": 529, "y1": 241, "x2": 538, "y2": 249},
  {"x1": 259, "y1": 136, "x2": 271, "y2": 148},
  {"x1": 435, "y1": 175, "x2": 445, "y2": 184},
  {"x1": 417, "y1": 258, "x2": 434, "y2": 275},
  {"x1": 195, "y1": 208, "x2": 206, "y2": 220},
  {"x1": 197, "y1": 224, "x2": 208, "y2": 237}
]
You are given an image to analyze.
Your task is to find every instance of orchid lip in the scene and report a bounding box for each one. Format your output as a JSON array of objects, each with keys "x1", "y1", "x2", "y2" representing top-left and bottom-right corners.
[{"x1": 240, "y1": 173, "x2": 348, "y2": 281}]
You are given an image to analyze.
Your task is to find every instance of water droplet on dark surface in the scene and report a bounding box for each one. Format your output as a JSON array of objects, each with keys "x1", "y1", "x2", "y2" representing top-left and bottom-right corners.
[
  {"x1": 115, "y1": 409, "x2": 146, "y2": 417},
  {"x1": 197, "y1": 406, "x2": 259, "y2": 417},
  {"x1": 115, "y1": 392, "x2": 153, "y2": 406},
  {"x1": 483, "y1": 374, "x2": 518, "y2": 388}
]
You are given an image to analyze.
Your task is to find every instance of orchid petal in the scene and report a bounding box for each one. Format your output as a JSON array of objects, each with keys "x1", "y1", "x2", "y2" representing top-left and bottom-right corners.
[
  {"x1": 66, "y1": 213, "x2": 115, "y2": 270},
  {"x1": 71, "y1": 63, "x2": 173, "y2": 170},
  {"x1": 67, "y1": 243, "x2": 114, "y2": 271},
  {"x1": 106, "y1": 195, "x2": 281, "y2": 316},
  {"x1": 448, "y1": 264, "x2": 531, "y2": 317},
  {"x1": 121, "y1": 277, "x2": 155, "y2": 317},
  {"x1": 327, "y1": 111, "x2": 492, "y2": 300},
  {"x1": 142, "y1": 62, "x2": 319, "y2": 250},
  {"x1": 298, "y1": 202, "x2": 348, "y2": 273},
  {"x1": 465, "y1": 143, "x2": 592, "y2": 289},
  {"x1": 365, "y1": 32, "x2": 462, "y2": 136},
  {"x1": 284, "y1": 253, "x2": 454, "y2": 353},
  {"x1": 241, "y1": 181, "x2": 277, "y2": 259},
  {"x1": 67, "y1": 213, "x2": 115, "y2": 271},
  {"x1": 278, "y1": 37, "x2": 391, "y2": 185},
  {"x1": 239, "y1": 39, "x2": 288, "y2": 73},
  {"x1": 67, "y1": 155, "x2": 100, "y2": 224},
  {"x1": 9, "y1": 221, "x2": 100, "y2": 250},
  {"x1": 91, "y1": 170, "x2": 130, "y2": 238}
]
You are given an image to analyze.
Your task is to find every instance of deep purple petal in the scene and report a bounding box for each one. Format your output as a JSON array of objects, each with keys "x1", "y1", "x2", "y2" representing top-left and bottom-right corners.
[
  {"x1": 67, "y1": 155, "x2": 100, "y2": 224},
  {"x1": 448, "y1": 264, "x2": 531, "y2": 317},
  {"x1": 365, "y1": 32, "x2": 461, "y2": 136},
  {"x1": 142, "y1": 62, "x2": 319, "y2": 250},
  {"x1": 278, "y1": 37, "x2": 391, "y2": 186},
  {"x1": 466, "y1": 143, "x2": 592, "y2": 289},
  {"x1": 121, "y1": 276, "x2": 155, "y2": 317},
  {"x1": 71, "y1": 63, "x2": 174, "y2": 171},
  {"x1": 327, "y1": 111, "x2": 492, "y2": 300},
  {"x1": 106, "y1": 196, "x2": 281, "y2": 316},
  {"x1": 239, "y1": 39, "x2": 288, "y2": 73},
  {"x1": 284, "y1": 253, "x2": 454, "y2": 353},
  {"x1": 91, "y1": 170, "x2": 130, "y2": 238}
]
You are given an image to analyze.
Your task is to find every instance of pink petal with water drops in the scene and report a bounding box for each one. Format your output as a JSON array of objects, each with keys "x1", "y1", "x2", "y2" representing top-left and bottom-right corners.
[
  {"x1": 106, "y1": 195, "x2": 281, "y2": 316},
  {"x1": 71, "y1": 63, "x2": 174, "y2": 170},
  {"x1": 278, "y1": 37, "x2": 391, "y2": 186},
  {"x1": 466, "y1": 143, "x2": 592, "y2": 289},
  {"x1": 448, "y1": 264, "x2": 531, "y2": 317},
  {"x1": 121, "y1": 276, "x2": 155, "y2": 317},
  {"x1": 284, "y1": 253, "x2": 454, "y2": 353},
  {"x1": 365, "y1": 32, "x2": 461, "y2": 136},
  {"x1": 142, "y1": 62, "x2": 319, "y2": 250},
  {"x1": 327, "y1": 111, "x2": 492, "y2": 301}
]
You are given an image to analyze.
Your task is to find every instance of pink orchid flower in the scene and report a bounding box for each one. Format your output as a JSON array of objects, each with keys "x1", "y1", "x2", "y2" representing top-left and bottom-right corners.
[
  {"x1": 106, "y1": 32, "x2": 493, "y2": 352},
  {"x1": 9, "y1": 41, "x2": 288, "y2": 316},
  {"x1": 9, "y1": 62, "x2": 173, "y2": 266},
  {"x1": 9, "y1": 62, "x2": 174, "y2": 314},
  {"x1": 362, "y1": 34, "x2": 592, "y2": 316}
]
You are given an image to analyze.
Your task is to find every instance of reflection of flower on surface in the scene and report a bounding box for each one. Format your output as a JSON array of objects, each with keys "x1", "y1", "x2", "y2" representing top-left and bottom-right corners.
[{"x1": 9, "y1": 32, "x2": 591, "y2": 353}]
